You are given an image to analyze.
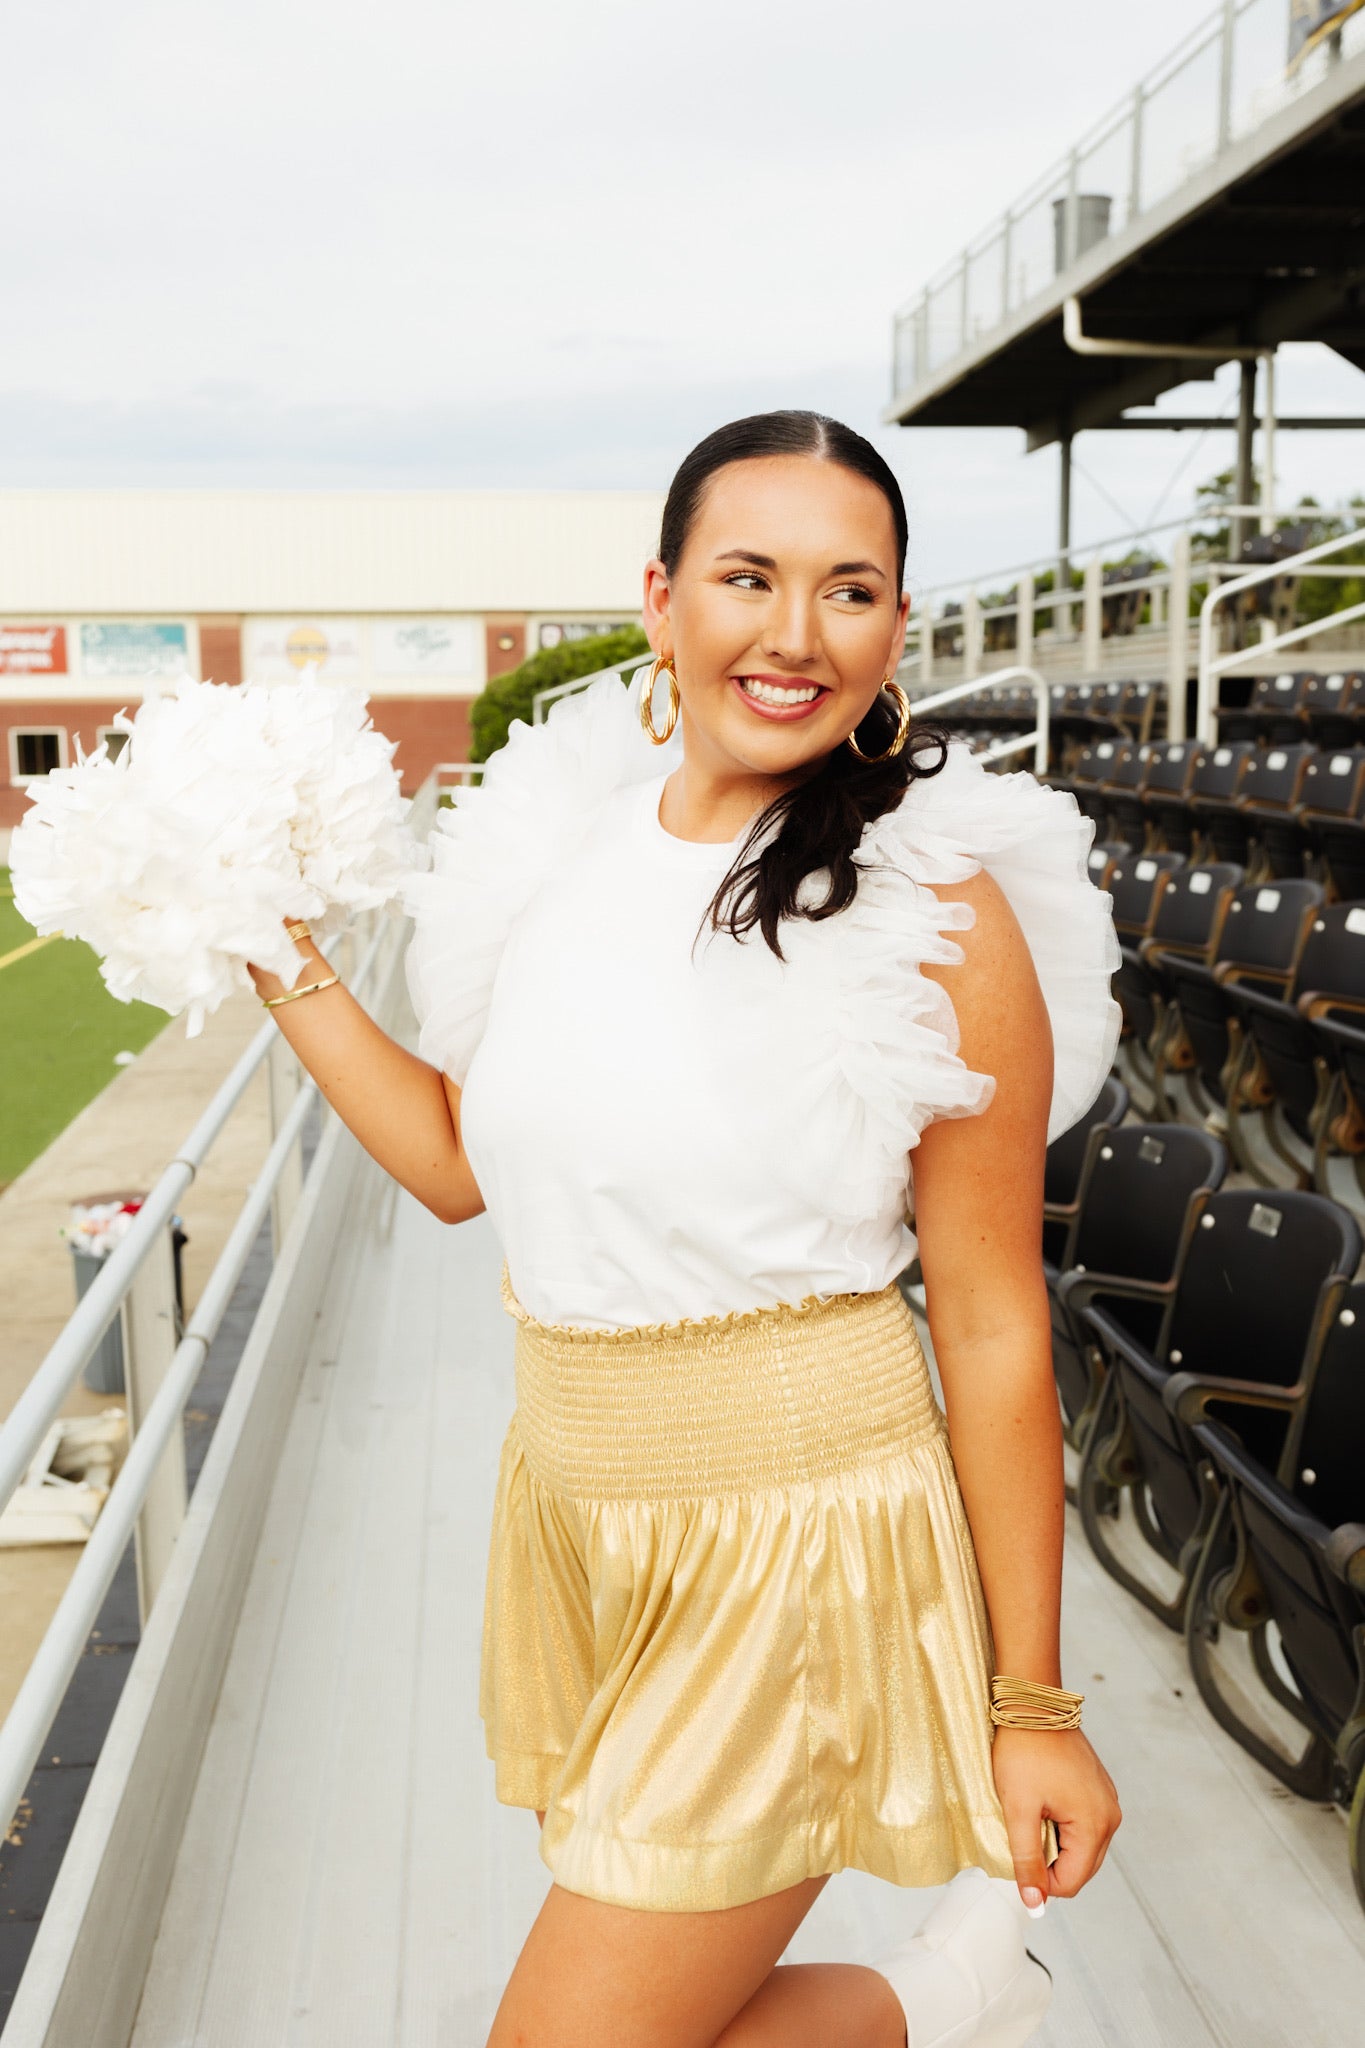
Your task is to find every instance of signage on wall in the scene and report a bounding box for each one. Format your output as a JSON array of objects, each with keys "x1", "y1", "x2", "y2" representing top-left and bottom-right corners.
[
  {"x1": 243, "y1": 619, "x2": 364, "y2": 682},
  {"x1": 81, "y1": 622, "x2": 189, "y2": 679},
  {"x1": 372, "y1": 618, "x2": 482, "y2": 677},
  {"x1": 1288, "y1": 0, "x2": 1365, "y2": 68},
  {"x1": 537, "y1": 620, "x2": 634, "y2": 650},
  {"x1": 0, "y1": 624, "x2": 68, "y2": 675}
]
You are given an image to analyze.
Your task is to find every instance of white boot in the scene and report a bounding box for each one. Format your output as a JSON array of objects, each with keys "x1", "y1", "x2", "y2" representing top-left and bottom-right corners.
[{"x1": 874, "y1": 1868, "x2": 1052, "y2": 2048}]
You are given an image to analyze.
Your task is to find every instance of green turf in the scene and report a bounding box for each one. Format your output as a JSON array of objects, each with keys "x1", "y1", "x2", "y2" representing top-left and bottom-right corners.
[{"x1": 0, "y1": 868, "x2": 170, "y2": 1188}]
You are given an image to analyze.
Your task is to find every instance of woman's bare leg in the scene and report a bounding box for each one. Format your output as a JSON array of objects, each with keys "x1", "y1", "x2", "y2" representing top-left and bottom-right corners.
[{"x1": 492, "y1": 1812, "x2": 905, "y2": 2048}]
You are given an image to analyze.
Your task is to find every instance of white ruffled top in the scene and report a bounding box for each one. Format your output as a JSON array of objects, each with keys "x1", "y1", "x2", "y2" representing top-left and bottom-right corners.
[{"x1": 401, "y1": 671, "x2": 1121, "y2": 1330}]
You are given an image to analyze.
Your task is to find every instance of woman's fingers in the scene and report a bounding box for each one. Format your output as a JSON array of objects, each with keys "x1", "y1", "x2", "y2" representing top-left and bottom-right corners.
[
  {"x1": 1003, "y1": 1802, "x2": 1052, "y2": 1911},
  {"x1": 1045, "y1": 1818, "x2": 1113, "y2": 1897}
]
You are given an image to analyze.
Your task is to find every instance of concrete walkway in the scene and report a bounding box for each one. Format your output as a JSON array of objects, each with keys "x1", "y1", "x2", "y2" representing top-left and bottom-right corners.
[{"x1": 0, "y1": 989, "x2": 274, "y2": 1721}]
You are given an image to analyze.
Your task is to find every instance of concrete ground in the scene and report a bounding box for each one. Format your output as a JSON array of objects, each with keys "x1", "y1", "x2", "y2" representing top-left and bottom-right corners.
[{"x1": 0, "y1": 988, "x2": 274, "y2": 1722}]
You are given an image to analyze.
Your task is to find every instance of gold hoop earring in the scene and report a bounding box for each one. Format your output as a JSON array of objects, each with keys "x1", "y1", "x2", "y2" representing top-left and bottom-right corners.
[
  {"x1": 846, "y1": 679, "x2": 912, "y2": 762},
  {"x1": 640, "y1": 655, "x2": 681, "y2": 745}
]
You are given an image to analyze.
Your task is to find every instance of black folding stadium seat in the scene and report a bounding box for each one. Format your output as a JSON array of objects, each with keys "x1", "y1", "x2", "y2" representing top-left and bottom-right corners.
[
  {"x1": 1236, "y1": 742, "x2": 1317, "y2": 878},
  {"x1": 1302, "y1": 671, "x2": 1365, "y2": 747},
  {"x1": 1114, "y1": 679, "x2": 1160, "y2": 745},
  {"x1": 1106, "y1": 851, "x2": 1184, "y2": 940},
  {"x1": 1114, "y1": 862, "x2": 1240, "y2": 1113},
  {"x1": 1303, "y1": 1007, "x2": 1365, "y2": 1187},
  {"x1": 1042, "y1": 1072, "x2": 1129, "y2": 1268},
  {"x1": 1067, "y1": 740, "x2": 1123, "y2": 832},
  {"x1": 1245, "y1": 670, "x2": 1315, "y2": 744},
  {"x1": 1223, "y1": 902, "x2": 1365, "y2": 1183},
  {"x1": 1076, "y1": 1188, "x2": 1362, "y2": 1628},
  {"x1": 1086, "y1": 841, "x2": 1130, "y2": 891},
  {"x1": 1182, "y1": 741, "x2": 1258, "y2": 863},
  {"x1": 1048, "y1": 1123, "x2": 1227, "y2": 1468},
  {"x1": 1098, "y1": 742, "x2": 1155, "y2": 849},
  {"x1": 1299, "y1": 747, "x2": 1365, "y2": 900},
  {"x1": 1140, "y1": 740, "x2": 1201, "y2": 857},
  {"x1": 1175, "y1": 1279, "x2": 1365, "y2": 1900},
  {"x1": 1156, "y1": 877, "x2": 1323, "y2": 1120}
]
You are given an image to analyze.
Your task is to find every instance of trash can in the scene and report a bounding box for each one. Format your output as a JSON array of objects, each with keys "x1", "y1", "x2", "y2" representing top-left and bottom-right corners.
[
  {"x1": 67, "y1": 1194, "x2": 188, "y2": 1395},
  {"x1": 1052, "y1": 192, "x2": 1112, "y2": 274}
]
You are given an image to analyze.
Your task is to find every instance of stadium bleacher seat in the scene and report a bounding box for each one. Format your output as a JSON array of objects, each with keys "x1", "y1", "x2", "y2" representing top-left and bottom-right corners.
[
  {"x1": 1187, "y1": 741, "x2": 1267, "y2": 866},
  {"x1": 1222, "y1": 902, "x2": 1365, "y2": 1182},
  {"x1": 1077, "y1": 1188, "x2": 1362, "y2": 1628},
  {"x1": 1049, "y1": 1122, "x2": 1227, "y2": 1468},
  {"x1": 1115, "y1": 862, "x2": 1241, "y2": 1112},
  {"x1": 1155, "y1": 877, "x2": 1324, "y2": 1119},
  {"x1": 1300, "y1": 746, "x2": 1365, "y2": 899},
  {"x1": 1236, "y1": 742, "x2": 1318, "y2": 877},
  {"x1": 1042, "y1": 1073, "x2": 1130, "y2": 1269},
  {"x1": 1141, "y1": 740, "x2": 1201, "y2": 857},
  {"x1": 1176, "y1": 1277, "x2": 1365, "y2": 1891}
]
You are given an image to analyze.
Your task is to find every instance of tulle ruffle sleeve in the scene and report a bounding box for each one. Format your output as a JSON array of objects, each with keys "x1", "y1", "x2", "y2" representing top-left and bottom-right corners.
[
  {"x1": 770, "y1": 736, "x2": 1122, "y2": 1228},
  {"x1": 400, "y1": 668, "x2": 679, "y2": 1083}
]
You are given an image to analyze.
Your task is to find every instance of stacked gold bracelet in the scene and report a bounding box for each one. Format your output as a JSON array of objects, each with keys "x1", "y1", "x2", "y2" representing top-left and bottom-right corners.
[{"x1": 989, "y1": 1675, "x2": 1085, "y2": 1731}]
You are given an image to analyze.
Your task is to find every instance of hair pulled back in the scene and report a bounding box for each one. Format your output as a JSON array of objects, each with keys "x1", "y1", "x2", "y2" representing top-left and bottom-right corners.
[{"x1": 657, "y1": 408, "x2": 952, "y2": 959}]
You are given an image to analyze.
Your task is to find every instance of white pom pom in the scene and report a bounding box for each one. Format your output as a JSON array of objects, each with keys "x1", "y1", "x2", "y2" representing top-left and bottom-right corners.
[{"x1": 10, "y1": 672, "x2": 426, "y2": 1036}]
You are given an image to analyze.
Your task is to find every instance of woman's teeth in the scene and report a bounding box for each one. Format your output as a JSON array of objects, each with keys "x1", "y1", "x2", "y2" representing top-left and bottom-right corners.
[{"x1": 739, "y1": 678, "x2": 822, "y2": 706}]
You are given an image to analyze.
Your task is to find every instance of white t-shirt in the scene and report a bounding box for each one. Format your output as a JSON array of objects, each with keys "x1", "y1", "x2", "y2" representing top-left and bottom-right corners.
[{"x1": 402, "y1": 672, "x2": 1121, "y2": 1330}]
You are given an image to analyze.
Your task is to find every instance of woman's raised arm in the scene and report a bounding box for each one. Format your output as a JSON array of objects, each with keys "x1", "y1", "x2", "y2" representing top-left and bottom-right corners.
[{"x1": 248, "y1": 922, "x2": 485, "y2": 1226}]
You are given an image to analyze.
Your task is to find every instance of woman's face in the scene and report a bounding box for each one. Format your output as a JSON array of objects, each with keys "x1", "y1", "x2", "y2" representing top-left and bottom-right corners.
[{"x1": 642, "y1": 452, "x2": 910, "y2": 782}]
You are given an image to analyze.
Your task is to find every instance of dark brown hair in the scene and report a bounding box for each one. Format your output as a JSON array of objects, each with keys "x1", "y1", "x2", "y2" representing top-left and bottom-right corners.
[{"x1": 659, "y1": 409, "x2": 952, "y2": 958}]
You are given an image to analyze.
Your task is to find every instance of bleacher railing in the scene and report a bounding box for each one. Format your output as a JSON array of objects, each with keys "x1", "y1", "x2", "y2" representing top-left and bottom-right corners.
[
  {"x1": 891, "y1": 0, "x2": 1365, "y2": 406},
  {"x1": 1196, "y1": 522, "x2": 1365, "y2": 743},
  {"x1": 0, "y1": 885, "x2": 418, "y2": 1856}
]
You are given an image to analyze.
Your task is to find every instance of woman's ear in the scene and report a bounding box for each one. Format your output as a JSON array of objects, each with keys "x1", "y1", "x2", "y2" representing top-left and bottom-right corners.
[{"x1": 642, "y1": 558, "x2": 671, "y2": 654}]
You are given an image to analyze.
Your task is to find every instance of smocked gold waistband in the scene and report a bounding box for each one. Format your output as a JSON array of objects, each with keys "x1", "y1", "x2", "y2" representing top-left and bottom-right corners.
[{"x1": 500, "y1": 1266, "x2": 945, "y2": 1500}]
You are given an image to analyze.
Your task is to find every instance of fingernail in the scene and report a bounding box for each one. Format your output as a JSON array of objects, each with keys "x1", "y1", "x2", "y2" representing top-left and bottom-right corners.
[{"x1": 1021, "y1": 1887, "x2": 1046, "y2": 1917}]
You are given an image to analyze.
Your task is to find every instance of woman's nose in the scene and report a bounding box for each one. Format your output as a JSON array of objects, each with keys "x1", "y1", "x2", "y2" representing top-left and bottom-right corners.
[{"x1": 759, "y1": 593, "x2": 820, "y2": 668}]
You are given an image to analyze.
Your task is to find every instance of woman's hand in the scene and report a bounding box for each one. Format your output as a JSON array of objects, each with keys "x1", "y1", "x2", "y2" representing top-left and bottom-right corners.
[{"x1": 991, "y1": 1724, "x2": 1121, "y2": 1907}]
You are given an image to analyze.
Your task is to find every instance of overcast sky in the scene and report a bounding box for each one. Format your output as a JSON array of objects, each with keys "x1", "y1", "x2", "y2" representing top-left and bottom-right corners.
[{"x1": 3, "y1": 0, "x2": 1363, "y2": 589}]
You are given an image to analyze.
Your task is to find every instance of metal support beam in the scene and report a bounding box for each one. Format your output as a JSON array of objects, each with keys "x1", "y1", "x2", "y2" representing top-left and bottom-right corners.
[
  {"x1": 1058, "y1": 432, "x2": 1073, "y2": 636},
  {"x1": 1234, "y1": 361, "x2": 1257, "y2": 559}
]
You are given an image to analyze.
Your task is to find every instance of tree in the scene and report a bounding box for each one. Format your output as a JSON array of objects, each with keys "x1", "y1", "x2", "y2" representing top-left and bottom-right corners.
[{"x1": 469, "y1": 625, "x2": 650, "y2": 762}]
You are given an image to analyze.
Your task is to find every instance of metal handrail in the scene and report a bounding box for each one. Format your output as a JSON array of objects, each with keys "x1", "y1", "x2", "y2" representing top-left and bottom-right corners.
[
  {"x1": 531, "y1": 650, "x2": 652, "y2": 723},
  {"x1": 0, "y1": 910, "x2": 402, "y2": 1842},
  {"x1": 1196, "y1": 524, "x2": 1365, "y2": 744},
  {"x1": 909, "y1": 667, "x2": 1051, "y2": 774}
]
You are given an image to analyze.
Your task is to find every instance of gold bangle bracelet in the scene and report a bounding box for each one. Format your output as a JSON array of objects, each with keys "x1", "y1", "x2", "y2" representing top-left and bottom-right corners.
[
  {"x1": 284, "y1": 919, "x2": 313, "y2": 942},
  {"x1": 988, "y1": 1675, "x2": 1084, "y2": 1731},
  {"x1": 261, "y1": 972, "x2": 341, "y2": 1009}
]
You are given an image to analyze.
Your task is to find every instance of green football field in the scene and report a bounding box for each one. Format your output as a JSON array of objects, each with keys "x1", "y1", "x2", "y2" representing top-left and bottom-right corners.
[{"x1": 0, "y1": 867, "x2": 169, "y2": 1189}]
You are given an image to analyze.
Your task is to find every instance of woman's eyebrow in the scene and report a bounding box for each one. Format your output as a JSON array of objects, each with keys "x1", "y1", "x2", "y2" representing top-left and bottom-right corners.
[{"x1": 713, "y1": 548, "x2": 887, "y2": 580}]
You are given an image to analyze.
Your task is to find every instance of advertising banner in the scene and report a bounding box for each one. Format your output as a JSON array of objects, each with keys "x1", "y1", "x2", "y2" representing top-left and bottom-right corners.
[
  {"x1": 81, "y1": 622, "x2": 189, "y2": 679},
  {"x1": 243, "y1": 619, "x2": 364, "y2": 682},
  {"x1": 1288, "y1": 0, "x2": 1365, "y2": 70},
  {"x1": 372, "y1": 617, "x2": 481, "y2": 678},
  {"x1": 0, "y1": 624, "x2": 68, "y2": 675}
]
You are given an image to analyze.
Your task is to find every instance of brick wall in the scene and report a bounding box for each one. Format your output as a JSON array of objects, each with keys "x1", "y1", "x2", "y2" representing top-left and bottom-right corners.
[{"x1": 1, "y1": 700, "x2": 130, "y2": 831}]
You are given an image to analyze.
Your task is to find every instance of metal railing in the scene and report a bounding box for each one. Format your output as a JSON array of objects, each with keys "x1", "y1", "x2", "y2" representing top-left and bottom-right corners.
[
  {"x1": 1196, "y1": 522, "x2": 1365, "y2": 742},
  {"x1": 901, "y1": 502, "x2": 1365, "y2": 736},
  {"x1": 911, "y1": 667, "x2": 1051, "y2": 773},
  {"x1": 891, "y1": 0, "x2": 1365, "y2": 404},
  {"x1": 0, "y1": 898, "x2": 414, "y2": 1852},
  {"x1": 531, "y1": 649, "x2": 654, "y2": 723}
]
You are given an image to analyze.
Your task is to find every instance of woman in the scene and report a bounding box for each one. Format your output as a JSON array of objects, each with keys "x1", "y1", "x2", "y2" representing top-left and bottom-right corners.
[{"x1": 249, "y1": 409, "x2": 1123, "y2": 2048}]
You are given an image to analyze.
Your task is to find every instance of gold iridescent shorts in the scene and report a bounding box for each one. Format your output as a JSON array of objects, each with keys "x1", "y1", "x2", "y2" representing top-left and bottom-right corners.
[{"x1": 480, "y1": 1268, "x2": 1017, "y2": 1912}]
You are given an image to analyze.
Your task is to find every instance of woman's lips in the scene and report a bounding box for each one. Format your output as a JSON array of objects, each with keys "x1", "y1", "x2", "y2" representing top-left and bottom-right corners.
[{"x1": 729, "y1": 675, "x2": 830, "y2": 722}]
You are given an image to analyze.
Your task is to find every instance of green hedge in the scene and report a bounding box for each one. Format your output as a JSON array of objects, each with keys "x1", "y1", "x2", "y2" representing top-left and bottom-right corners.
[{"x1": 469, "y1": 626, "x2": 650, "y2": 763}]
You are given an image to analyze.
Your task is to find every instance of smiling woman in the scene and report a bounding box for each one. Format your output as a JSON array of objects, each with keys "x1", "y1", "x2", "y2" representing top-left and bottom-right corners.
[{"x1": 253, "y1": 408, "x2": 1123, "y2": 2048}]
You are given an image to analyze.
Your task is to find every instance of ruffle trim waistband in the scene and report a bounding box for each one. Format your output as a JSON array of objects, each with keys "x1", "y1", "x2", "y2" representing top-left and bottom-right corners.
[{"x1": 497, "y1": 1261, "x2": 902, "y2": 1344}]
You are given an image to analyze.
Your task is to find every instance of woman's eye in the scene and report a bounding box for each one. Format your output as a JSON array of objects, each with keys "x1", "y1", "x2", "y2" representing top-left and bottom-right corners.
[
  {"x1": 831, "y1": 584, "x2": 875, "y2": 605},
  {"x1": 723, "y1": 571, "x2": 768, "y2": 592}
]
